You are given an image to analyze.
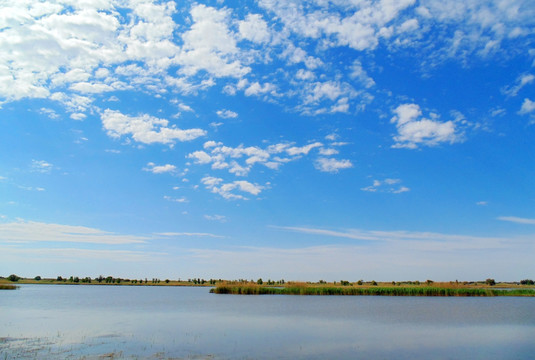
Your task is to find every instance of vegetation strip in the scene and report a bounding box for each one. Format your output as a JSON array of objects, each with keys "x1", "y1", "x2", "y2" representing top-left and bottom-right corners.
[
  {"x1": 210, "y1": 286, "x2": 535, "y2": 297},
  {"x1": 0, "y1": 284, "x2": 18, "y2": 290}
]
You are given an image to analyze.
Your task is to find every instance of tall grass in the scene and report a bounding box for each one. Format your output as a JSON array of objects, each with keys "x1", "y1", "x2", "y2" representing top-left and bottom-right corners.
[
  {"x1": 210, "y1": 285, "x2": 535, "y2": 297},
  {"x1": 0, "y1": 284, "x2": 18, "y2": 290}
]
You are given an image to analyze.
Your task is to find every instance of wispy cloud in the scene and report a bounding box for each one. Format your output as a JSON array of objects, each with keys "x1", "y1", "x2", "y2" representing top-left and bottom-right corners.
[
  {"x1": 497, "y1": 216, "x2": 535, "y2": 225},
  {"x1": 156, "y1": 232, "x2": 225, "y2": 238},
  {"x1": 204, "y1": 214, "x2": 228, "y2": 223},
  {"x1": 31, "y1": 160, "x2": 53, "y2": 174},
  {"x1": 0, "y1": 220, "x2": 147, "y2": 244},
  {"x1": 361, "y1": 178, "x2": 410, "y2": 194}
]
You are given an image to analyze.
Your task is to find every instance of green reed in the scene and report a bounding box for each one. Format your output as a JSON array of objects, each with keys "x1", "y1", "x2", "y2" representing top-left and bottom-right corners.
[{"x1": 210, "y1": 285, "x2": 535, "y2": 297}]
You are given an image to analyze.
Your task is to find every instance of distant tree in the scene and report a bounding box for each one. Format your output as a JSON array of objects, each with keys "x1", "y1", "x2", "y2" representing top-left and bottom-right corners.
[
  {"x1": 486, "y1": 278, "x2": 496, "y2": 286},
  {"x1": 165, "y1": 279, "x2": 170, "y2": 283},
  {"x1": 426, "y1": 280, "x2": 434, "y2": 286},
  {"x1": 56, "y1": 276, "x2": 63, "y2": 281},
  {"x1": 520, "y1": 279, "x2": 535, "y2": 285},
  {"x1": 257, "y1": 278, "x2": 263, "y2": 285},
  {"x1": 7, "y1": 274, "x2": 20, "y2": 282},
  {"x1": 357, "y1": 280, "x2": 363, "y2": 285},
  {"x1": 34, "y1": 276, "x2": 42, "y2": 281},
  {"x1": 371, "y1": 280, "x2": 378, "y2": 286}
]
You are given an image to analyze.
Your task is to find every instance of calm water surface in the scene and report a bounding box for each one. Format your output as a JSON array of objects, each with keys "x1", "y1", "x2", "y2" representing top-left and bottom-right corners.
[{"x1": 1, "y1": 284, "x2": 534, "y2": 359}]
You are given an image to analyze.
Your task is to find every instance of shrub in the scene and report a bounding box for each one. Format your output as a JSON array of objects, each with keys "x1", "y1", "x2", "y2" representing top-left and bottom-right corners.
[
  {"x1": 34, "y1": 276, "x2": 41, "y2": 281},
  {"x1": 7, "y1": 274, "x2": 20, "y2": 282},
  {"x1": 520, "y1": 279, "x2": 534, "y2": 285},
  {"x1": 486, "y1": 278, "x2": 496, "y2": 286}
]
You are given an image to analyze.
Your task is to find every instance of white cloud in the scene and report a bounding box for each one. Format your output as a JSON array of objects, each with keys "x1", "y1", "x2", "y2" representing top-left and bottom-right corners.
[
  {"x1": 156, "y1": 231, "x2": 224, "y2": 238},
  {"x1": 204, "y1": 214, "x2": 227, "y2": 223},
  {"x1": 70, "y1": 113, "x2": 86, "y2": 121},
  {"x1": 101, "y1": 109, "x2": 206, "y2": 145},
  {"x1": 39, "y1": 108, "x2": 60, "y2": 119},
  {"x1": 201, "y1": 176, "x2": 264, "y2": 200},
  {"x1": 175, "y1": 4, "x2": 250, "y2": 78},
  {"x1": 31, "y1": 159, "x2": 53, "y2": 173},
  {"x1": 503, "y1": 73, "x2": 535, "y2": 97},
  {"x1": 518, "y1": 98, "x2": 535, "y2": 115},
  {"x1": 350, "y1": 60, "x2": 375, "y2": 88},
  {"x1": 163, "y1": 195, "x2": 187, "y2": 203},
  {"x1": 239, "y1": 14, "x2": 270, "y2": 43},
  {"x1": 319, "y1": 148, "x2": 339, "y2": 156},
  {"x1": 314, "y1": 158, "x2": 353, "y2": 173},
  {"x1": 361, "y1": 178, "x2": 410, "y2": 193},
  {"x1": 0, "y1": 220, "x2": 146, "y2": 244},
  {"x1": 187, "y1": 150, "x2": 213, "y2": 164},
  {"x1": 391, "y1": 103, "x2": 461, "y2": 149},
  {"x1": 244, "y1": 81, "x2": 277, "y2": 97},
  {"x1": 216, "y1": 109, "x2": 238, "y2": 118},
  {"x1": 497, "y1": 216, "x2": 535, "y2": 225},
  {"x1": 143, "y1": 162, "x2": 177, "y2": 174},
  {"x1": 286, "y1": 142, "x2": 323, "y2": 156}
]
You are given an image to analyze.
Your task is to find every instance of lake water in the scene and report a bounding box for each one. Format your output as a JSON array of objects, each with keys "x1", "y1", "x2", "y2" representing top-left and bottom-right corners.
[{"x1": 1, "y1": 284, "x2": 534, "y2": 359}]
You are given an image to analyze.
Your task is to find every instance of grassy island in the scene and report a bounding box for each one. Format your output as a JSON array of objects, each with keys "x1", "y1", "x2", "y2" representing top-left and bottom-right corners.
[
  {"x1": 0, "y1": 284, "x2": 18, "y2": 290},
  {"x1": 210, "y1": 282, "x2": 535, "y2": 297}
]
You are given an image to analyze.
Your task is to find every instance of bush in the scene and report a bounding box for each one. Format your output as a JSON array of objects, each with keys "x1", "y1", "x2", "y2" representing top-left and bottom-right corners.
[
  {"x1": 520, "y1": 279, "x2": 534, "y2": 285},
  {"x1": 8, "y1": 274, "x2": 20, "y2": 282},
  {"x1": 34, "y1": 276, "x2": 42, "y2": 281},
  {"x1": 486, "y1": 278, "x2": 496, "y2": 286}
]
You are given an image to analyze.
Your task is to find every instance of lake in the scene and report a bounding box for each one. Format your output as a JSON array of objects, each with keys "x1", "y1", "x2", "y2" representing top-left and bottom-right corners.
[{"x1": 1, "y1": 284, "x2": 534, "y2": 359}]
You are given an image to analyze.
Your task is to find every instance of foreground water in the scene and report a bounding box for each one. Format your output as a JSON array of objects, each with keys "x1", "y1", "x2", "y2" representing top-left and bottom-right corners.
[{"x1": 1, "y1": 285, "x2": 534, "y2": 359}]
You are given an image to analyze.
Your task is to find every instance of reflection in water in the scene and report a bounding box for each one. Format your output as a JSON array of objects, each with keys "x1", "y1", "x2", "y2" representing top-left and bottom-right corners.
[{"x1": 1, "y1": 285, "x2": 534, "y2": 359}]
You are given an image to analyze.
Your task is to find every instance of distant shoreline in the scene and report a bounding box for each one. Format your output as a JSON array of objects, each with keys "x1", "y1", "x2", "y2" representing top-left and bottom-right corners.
[{"x1": 2, "y1": 277, "x2": 535, "y2": 296}]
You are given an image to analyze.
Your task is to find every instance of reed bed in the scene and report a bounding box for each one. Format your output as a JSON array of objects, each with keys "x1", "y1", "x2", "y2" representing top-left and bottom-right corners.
[
  {"x1": 0, "y1": 284, "x2": 18, "y2": 290},
  {"x1": 210, "y1": 285, "x2": 535, "y2": 297}
]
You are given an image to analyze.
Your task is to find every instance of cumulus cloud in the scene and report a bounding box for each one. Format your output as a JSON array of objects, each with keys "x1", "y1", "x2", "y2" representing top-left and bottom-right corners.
[
  {"x1": 239, "y1": 14, "x2": 270, "y2": 43},
  {"x1": 216, "y1": 109, "x2": 238, "y2": 118},
  {"x1": 101, "y1": 109, "x2": 206, "y2": 145},
  {"x1": 390, "y1": 103, "x2": 461, "y2": 149},
  {"x1": 175, "y1": 4, "x2": 250, "y2": 78},
  {"x1": 143, "y1": 162, "x2": 177, "y2": 174},
  {"x1": 518, "y1": 98, "x2": 535, "y2": 115},
  {"x1": 314, "y1": 158, "x2": 353, "y2": 173},
  {"x1": 188, "y1": 141, "x2": 337, "y2": 177},
  {"x1": 201, "y1": 176, "x2": 264, "y2": 200}
]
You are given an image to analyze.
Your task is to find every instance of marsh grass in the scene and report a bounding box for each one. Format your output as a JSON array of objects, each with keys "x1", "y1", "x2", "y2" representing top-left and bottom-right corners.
[
  {"x1": 210, "y1": 285, "x2": 535, "y2": 297},
  {"x1": 0, "y1": 284, "x2": 17, "y2": 290}
]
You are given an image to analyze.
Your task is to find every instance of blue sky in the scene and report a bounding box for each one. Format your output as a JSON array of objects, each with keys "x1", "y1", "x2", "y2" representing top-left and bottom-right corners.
[{"x1": 1, "y1": 0, "x2": 534, "y2": 281}]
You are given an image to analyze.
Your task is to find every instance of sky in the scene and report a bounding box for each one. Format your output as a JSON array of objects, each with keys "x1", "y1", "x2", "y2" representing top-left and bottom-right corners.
[{"x1": 1, "y1": 0, "x2": 534, "y2": 282}]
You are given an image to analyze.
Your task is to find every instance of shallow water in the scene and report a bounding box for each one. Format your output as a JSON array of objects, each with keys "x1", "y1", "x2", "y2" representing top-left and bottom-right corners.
[{"x1": 1, "y1": 284, "x2": 534, "y2": 359}]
